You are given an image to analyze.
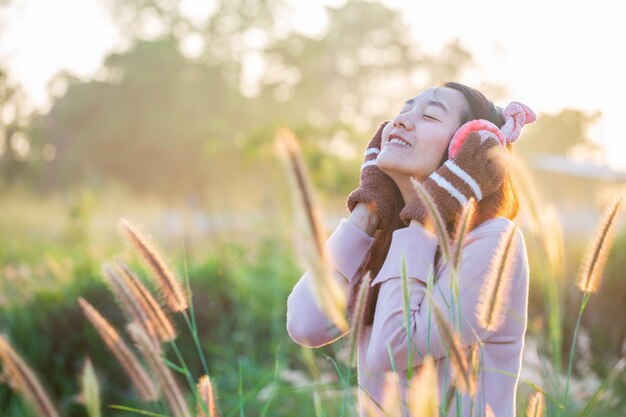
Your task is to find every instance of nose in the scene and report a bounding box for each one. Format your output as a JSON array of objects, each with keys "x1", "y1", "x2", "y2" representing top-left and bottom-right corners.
[{"x1": 392, "y1": 113, "x2": 413, "y2": 131}]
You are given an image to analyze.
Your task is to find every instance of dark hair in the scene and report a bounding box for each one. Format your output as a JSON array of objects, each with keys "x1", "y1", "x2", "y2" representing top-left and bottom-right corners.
[
  {"x1": 434, "y1": 81, "x2": 506, "y2": 167},
  {"x1": 348, "y1": 81, "x2": 520, "y2": 327},
  {"x1": 439, "y1": 81, "x2": 519, "y2": 227}
]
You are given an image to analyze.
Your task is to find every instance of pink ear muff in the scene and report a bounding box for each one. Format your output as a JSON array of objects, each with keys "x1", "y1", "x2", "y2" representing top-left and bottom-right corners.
[
  {"x1": 447, "y1": 101, "x2": 537, "y2": 159},
  {"x1": 447, "y1": 119, "x2": 506, "y2": 159}
]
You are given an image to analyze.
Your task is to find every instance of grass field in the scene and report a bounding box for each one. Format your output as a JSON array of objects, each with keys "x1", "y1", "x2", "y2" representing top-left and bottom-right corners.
[{"x1": 1, "y1": 154, "x2": 625, "y2": 417}]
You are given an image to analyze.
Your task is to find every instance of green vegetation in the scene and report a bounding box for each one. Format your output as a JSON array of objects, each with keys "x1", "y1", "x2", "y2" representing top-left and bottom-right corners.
[{"x1": 0, "y1": 0, "x2": 624, "y2": 416}]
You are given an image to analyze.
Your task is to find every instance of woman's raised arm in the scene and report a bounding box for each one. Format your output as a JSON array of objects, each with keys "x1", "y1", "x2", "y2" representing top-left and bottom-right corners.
[{"x1": 286, "y1": 203, "x2": 378, "y2": 347}]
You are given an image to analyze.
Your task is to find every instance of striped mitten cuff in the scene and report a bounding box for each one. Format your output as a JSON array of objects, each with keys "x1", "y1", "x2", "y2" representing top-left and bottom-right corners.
[
  {"x1": 360, "y1": 146, "x2": 380, "y2": 172},
  {"x1": 398, "y1": 161, "x2": 482, "y2": 226},
  {"x1": 345, "y1": 143, "x2": 383, "y2": 213},
  {"x1": 346, "y1": 121, "x2": 400, "y2": 230},
  {"x1": 400, "y1": 132, "x2": 507, "y2": 226},
  {"x1": 429, "y1": 159, "x2": 483, "y2": 207}
]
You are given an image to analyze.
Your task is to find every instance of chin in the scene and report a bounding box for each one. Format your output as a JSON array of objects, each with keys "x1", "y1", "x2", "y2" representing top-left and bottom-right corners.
[
  {"x1": 377, "y1": 156, "x2": 412, "y2": 176},
  {"x1": 378, "y1": 165, "x2": 417, "y2": 185}
]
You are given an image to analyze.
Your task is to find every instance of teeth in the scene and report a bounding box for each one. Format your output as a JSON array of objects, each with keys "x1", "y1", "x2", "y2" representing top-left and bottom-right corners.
[{"x1": 389, "y1": 138, "x2": 410, "y2": 147}]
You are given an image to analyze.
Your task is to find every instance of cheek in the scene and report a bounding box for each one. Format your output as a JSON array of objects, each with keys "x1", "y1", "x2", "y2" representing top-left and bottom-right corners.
[
  {"x1": 435, "y1": 137, "x2": 451, "y2": 160},
  {"x1": 417, "y1": 131, "x2": 451, "y2": 167},
  {"x1": 417, "y1": 127, "x2": 450, "y2": 151},
  {"x1": 381, "y1": 123, "x2": 393, "y2": 145}
]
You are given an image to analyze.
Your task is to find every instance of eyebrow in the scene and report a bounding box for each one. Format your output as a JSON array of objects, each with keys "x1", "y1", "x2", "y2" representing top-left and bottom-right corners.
[{"x1": 404, "y1": 98, "x2": 449, "y2": 113}]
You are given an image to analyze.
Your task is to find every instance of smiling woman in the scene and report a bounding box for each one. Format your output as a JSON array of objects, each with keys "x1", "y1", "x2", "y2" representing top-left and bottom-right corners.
[
  {"x1": 376, "y1": 86, "x2": 468, "y2": 188},
  {"x1": 286, "y1": 81, "x2": 536, "y2": 417}
]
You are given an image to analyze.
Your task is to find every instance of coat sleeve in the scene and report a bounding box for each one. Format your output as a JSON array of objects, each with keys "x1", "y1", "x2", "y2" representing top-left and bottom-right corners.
[
  {"x1": 366, "y1": 222, "x2": 528, "y2": 373},
  {"x1": 286, "y1": 218, "x2": 376, "y2": 348}
]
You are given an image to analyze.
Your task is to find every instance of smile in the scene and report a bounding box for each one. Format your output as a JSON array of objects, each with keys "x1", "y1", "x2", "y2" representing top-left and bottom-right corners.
[{"x1": 387, "y1": 134, "x2": 411, "y2": 147}]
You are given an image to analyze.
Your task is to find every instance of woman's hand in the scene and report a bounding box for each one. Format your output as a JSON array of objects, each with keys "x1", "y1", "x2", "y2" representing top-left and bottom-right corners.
[
  {"x1": 399, "y1": 131, "x2": 507, "y2": 227},
  {"x1": 346, "y1": 121, "x2": 401, "y2": 231},
  {"x1": 347, "y1": 202, "x2": 380, "y2": 236}
]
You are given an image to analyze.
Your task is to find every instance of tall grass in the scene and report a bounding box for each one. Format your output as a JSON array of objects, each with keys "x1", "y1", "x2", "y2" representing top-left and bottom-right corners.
[
  {"x1": 274, "y1": 127, "x2": 349, "y2": 333},
  {"x1": 127, "y1": 323, "x2": 192, "y2": 417},
  {"x1": 0, "y1": 334, "x2": 60, "y2": 417},
  {"x1": 476, "y1": 221, "x2": 518, "y2": 332},
  {"x1": 427, "y1": 292, "x2": 474, "y2": 396},
  {"x1": 0, "y1": 129, "x2": 625, "y2": 417},
  {"x1": 408, "y1": 355, "x2": 439, "y2": 417},
  {"x1": 561, "y1": 196, "x2": 622, "y2": 416},
  {"x1": 1, "y1": 213, "x2": 224, "y2": 416},
  {"x1": 196, "y1": 375, "x2": 220, "y2": 417},
  {"x1": 77, "y1": 297, "x2": 160, "y2": 403},
  {"x1": 79, "y1": 357, "x2": 102, "y2": 417},
  {"x1": 273, "y1": 131, "x2": 626, "y2": 417}
]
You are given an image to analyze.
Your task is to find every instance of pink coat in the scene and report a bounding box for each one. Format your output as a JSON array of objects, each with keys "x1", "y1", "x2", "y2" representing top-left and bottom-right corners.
[{"x1": 286, "y1": 216, "x2": 529, "y2": 417}]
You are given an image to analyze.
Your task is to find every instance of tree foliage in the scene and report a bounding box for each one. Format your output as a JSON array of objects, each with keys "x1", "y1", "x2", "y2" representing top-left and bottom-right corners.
[{"x1": 0, "y1": 0, "x2": 602, "y2": 199}]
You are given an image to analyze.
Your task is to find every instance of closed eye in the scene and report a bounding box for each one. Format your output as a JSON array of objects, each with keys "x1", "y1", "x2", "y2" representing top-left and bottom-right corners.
[{"x1": 423, "y1": 114, "x2": 439, "y2": 121}]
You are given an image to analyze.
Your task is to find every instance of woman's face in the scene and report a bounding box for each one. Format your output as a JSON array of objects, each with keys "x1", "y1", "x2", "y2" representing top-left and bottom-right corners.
[{"x1": 377, "y1": 86, "x2": 468, "y2": 182}]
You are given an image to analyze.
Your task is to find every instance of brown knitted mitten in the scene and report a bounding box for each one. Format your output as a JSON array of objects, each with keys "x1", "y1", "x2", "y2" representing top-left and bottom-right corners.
[
  {"x1": 346, "y1": 121, "x2": 401, "y2": 230},
  {"x1": 399, "y1": 132, "x2": 507, "y2": 226}
]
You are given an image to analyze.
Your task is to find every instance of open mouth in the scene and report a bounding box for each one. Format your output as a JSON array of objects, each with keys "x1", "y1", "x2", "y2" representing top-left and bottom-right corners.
[{"x1": 387, "y1": 133, "x2": 411, "y2": 147}]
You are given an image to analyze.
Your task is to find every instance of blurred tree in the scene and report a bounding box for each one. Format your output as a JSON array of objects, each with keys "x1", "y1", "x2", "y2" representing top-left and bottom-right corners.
[
  {"x1": 513, "y1": 108, "x2": 606, "y2": 210},
  {"x1": 103, "y1": 0, "x2": 285, "y2": 92},
  {"x1": 37, "y1": 36, "x2": 251, "y2": 198},
  {"x1": 244, "y1": 0, "x2": 486, "y2": 196},
  {"x1": 102, "y1": 0, "x2": 188, "y2": 40},
  {"x1": 516, "y1": 108, "x2": 603, "y2": 156},
  {"x1": 102, "y1": 0, "x2": 483, "y2": 132},
  {"x1": 11, "y1": 0, "x2": 511, "y2": 201},
  {"x1": 258, "y1": 1, "x2": 475, "y2": 131},
  {"x1": 0, "y1": 67, "x2": 37, "y2": 187}
]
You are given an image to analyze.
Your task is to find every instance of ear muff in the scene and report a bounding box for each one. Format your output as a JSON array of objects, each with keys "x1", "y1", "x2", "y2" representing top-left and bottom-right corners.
[
  {"x1": 447, "y1": 101, "x2": 537, "y2": 160},
  {"x1": 448, "y1": 119, "x2": 506, "y2": 160}
]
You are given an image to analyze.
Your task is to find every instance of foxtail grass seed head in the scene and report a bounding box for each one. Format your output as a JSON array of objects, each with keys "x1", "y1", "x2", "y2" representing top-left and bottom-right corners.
[
  {"x1": 119, "y1": 217, "x2": 188, "y2": 312},
  {"x1": 310, "y1": 248, "x2": 349, "y2": 332},
  {"x1": 274, "y1": 127, "x2": 348, "y2": 332},
  {"x1": 79, "y1": 357, "x2": 101, "y2": 417},
  {"x1": 542, "y1": 204, "x2": 565, "y2": 278},
  {"x1": 0, "y1": 334, "x2": 61, "y2": 417},
  {"x1": 408, "y1": 355, "x2": 439, "y2": 417},
  {"x1": 128, "y1": 323, "x2": 192, "y2": 417},
  {"x1": 476, "y1": 222, "x2": 518, "y2": 332},
  {"x1": 452, "y1": 197, "x2": 477, "y2": 271},
  {"x1": 197, "y1": 375, "x2": 219, "y2": 417},
  {"x1": 426, "y1": 293, "x2": 473, "y2": 395},
  {"x1": 78, "y1": 297, "x2": 159, "y2": 402},
  {"x1": 410, "y1": 177, "x2": 450, "y2": 262},
  {"x1": 525, "y1": 391, "x2": 545, "y2": 417},
  {"x1": 468, "y1": 343, "x2": 480, "y2": 398},
  {"x1": 274, "y1": 128, "x2": 326, "y2": 257},
  {"x1": 102, "y1": 262, "x2": 140, "y2": 321},
  {"x1": 358, "y1": 388, "x2": 386, "y2": 417},
  {"x1": 504, "y1": 149, "x2": 566, "y2": 279},
  {"x1": 500, "y1": 149, "x2": 543, "y2": 235},
  {"x1": 347, "y1": 272, "x2": 372, "y2": 367},
  {"x1": 114, "y1": 257, "x2": 178, "y2": 342},
  {"x1": 499, "y1": 147, "x2": 568, "y2": 283},
  {"x1": 380, "y1": 372, "x2": 403, "y2": 417},
  {"x1": 577, "y1": 196, "x2": 622, "y2": 293},
  {"x1": 102, "y1": 262, "x2": 161, "y2": 353}
]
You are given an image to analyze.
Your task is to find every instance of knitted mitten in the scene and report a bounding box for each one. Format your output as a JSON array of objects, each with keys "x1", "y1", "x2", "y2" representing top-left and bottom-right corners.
[
  {"x1": 399, "y1": 131, "x2": 506, "y2": 226},
  {"x1": 346, "y1": 121, "x2": 401, "y2": 230}
]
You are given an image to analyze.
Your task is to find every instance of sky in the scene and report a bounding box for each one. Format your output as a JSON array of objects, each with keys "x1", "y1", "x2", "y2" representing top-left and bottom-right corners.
[{"x1": 1, "y1": 0, "x2": 625, "y2": 169}]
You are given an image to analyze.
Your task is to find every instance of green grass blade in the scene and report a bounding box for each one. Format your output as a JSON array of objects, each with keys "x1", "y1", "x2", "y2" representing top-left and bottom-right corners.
[
  {"x1": 107, "y1": 405, "x2": 168, "y2": 417},
  {"x1": 401, "y1": 256, "x2": 414, "y2": 381}
]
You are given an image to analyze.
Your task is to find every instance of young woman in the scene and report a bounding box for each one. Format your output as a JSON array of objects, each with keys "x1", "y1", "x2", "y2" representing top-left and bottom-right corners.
[{"x1": 286, "y1": 81, "x2": 535, "y2": 417}]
